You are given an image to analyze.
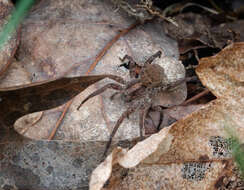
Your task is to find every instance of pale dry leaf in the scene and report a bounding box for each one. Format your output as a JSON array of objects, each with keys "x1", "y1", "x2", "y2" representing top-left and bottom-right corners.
[
  {"x1": 89, "y1": 147, "x2": 127, "y2": 190},
  {"x1": 89, "y1": 42, "x2": 244, "y2": 189},
  {"x1": 118, "y1": 127, "x2": 172, "y2": 168}
]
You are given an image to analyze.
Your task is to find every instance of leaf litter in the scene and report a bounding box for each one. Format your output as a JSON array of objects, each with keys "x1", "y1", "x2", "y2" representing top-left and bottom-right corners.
[
  {"x1": 0, "y1": 0, "x2": 243, "y2": 189},
  {"x1": 6, "y1": 0, "x2": 186, "y2": 144}
]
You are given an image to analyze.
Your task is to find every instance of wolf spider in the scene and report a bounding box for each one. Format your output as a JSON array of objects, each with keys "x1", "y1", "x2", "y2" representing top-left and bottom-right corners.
[{"x1": 78, "y1": 51, "x2": 186, "y2": 158}]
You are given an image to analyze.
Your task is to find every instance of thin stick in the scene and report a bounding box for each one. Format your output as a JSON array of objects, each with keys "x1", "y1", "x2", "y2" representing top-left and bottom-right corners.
[
  {"x1": 85, "y1": 21, "x2": 140, "y2": 74},
  {"x1": 181, "y1": 89, "x2": 210, "y2": 106},
  {"x1": 48, "y1": 99, "x2": 73, "y2": 140}
]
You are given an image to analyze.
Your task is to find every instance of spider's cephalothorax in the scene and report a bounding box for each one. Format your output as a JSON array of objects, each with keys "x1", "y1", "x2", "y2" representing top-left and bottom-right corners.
[{"x1": 78, "y1": 51, "x2": 185, "y2": 158}]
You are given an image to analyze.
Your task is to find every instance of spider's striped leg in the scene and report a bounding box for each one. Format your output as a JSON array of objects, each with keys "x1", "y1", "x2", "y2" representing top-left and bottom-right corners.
[
  {"x1": 77, "y1": 83, "x2": 123, "y2": 110},
  {"x1": 110, "y1": 79, "x2": 141, "y2": 100},
  {"x1": 106, "y1": 75, "x2": 127, "y2": 84},
  {"x1": 103, "y1": 104, "x2": 137, "y2": 159}
]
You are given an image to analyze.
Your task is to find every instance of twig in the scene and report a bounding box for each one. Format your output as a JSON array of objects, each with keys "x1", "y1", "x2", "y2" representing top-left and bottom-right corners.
[
  {"x1": 48, "y1": 99, "x2": 73, "y2": 140},
  {"x1": 181, "y1": 89, "x2": 210, "y2": 106},
  {"x1": 86, "y1": 21, "x2": 140, "y2": 74},
  {"x1": 138, "y1": 5, "x2": 178, "y2": 26}
]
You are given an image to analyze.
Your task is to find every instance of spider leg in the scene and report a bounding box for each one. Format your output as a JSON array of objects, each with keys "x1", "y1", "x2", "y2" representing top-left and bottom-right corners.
[
  {"x1": 77, "y1": 83, "x2": 123, "y2": 110},
  {"x1": 139, "y1": 104, "x2": 151, "y2": 140},
  {"x1": 106, "y1": 75, "x2": 126, "y2": 85},
  {"x1": 151, "y1": 105, "x2": 178, "y2": 130},
  {"x1": 110, "y1": 79, "x2": 141, "y2": 100},
  {"x1": 119, "y1": 54, "x2": 137, "y2": 66},
  {"x1": 119, "y1": 55, "x2": 141, "y2": 78},
  {"x1": 122, "y1": 85, "x2": 146, "y2": 104},
  {"x1": 145, "y1": 51, "x2": 162, "y2": 65},
  {"x1": 151, "y1": 105, "x2": 164, "y2": 130},
  {"x1": 110, "y1": 91, "x2": 121, "y2": 100},
  {"x1": 147, "y1": 113, "x2": 158, "y2": 130},
  {"x1": 125, "y1": 78, "x2": 141, "y2": 89},
  {"x1": 103, "y1": 104, "x2": 137, "y2": 158}
]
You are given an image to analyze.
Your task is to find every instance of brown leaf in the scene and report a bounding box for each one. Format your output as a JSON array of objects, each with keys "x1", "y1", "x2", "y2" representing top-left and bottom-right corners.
[
  {"x1": 0, "y1": 75, "x2": 113, "y2": 127},
  {"x1": 163, "y1": 12, "x2": 242, "y2": 53}
]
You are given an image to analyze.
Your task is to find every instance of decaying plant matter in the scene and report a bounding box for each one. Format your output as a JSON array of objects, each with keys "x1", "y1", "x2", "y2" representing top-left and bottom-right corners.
[
  {"x1": 78, "y1": 51, "x2": 189, "y2": 157},
  {"x1": 111, "y1": 0, "x2": 177, "y2": 25}
]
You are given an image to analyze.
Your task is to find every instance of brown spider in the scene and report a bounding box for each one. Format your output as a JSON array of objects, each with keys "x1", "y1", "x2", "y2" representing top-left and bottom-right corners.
[{"x1": 78, "y1": 51, "x2": 187, "y2": 158}]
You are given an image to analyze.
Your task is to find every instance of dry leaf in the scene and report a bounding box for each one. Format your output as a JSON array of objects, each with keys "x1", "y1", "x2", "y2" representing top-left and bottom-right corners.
[
  {"x1": 0, "y1": 75, "x2": 113, "y2": 127},
  {"x1": 163, "y1": 12, "x2": 242, "y2": 53}
]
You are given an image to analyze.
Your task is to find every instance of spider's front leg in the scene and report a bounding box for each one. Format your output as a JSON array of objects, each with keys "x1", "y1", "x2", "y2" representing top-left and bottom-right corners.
[
  {"x1": 119, "y1": 54, "x2": 141, "y2": 79},
  {"x1": 110, "y1": 78, "x2": 141, "y2": 100},
  {"x1": 77, "y1": 74, "x2": 127, "y2": 110},
  {"x1": 144, "y1": 50, "x2": 161, "y2": 65},
  {"x1": 77, "y1": 83, "x2": 123, "y2": 110}
]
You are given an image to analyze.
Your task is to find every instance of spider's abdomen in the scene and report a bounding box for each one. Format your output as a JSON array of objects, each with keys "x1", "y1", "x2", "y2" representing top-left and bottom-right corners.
[{"x1": 140, "y1": 64, "x2": 167, "y2": 88}]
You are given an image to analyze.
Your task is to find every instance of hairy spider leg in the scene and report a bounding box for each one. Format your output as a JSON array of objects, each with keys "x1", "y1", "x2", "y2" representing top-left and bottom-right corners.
[
  {"x1": 139, "y1": 103, "x2": 151, "y2": 140},
  {"x1": 110, "y1": 78, "x2": 141, "y2": 100},
  {"x1": 77, "y1": 83, "x2": 123, "y2": 110},
  {"x1": 144, "y1": 51, "x2": 162, "y2": 65},
  {"x1": 151, "y1": 105, "x2": 165, "y2": 131},
  {"x1": 146, "y1": 112, "x2": 160, "y2": 132},
  {"x1": 119, "y1": 54, "x2": 137, "y2": 67},
  {"x1": 103, "y1": 104, "x2": 137, "y2": 158},
  {"x1": 119, "y1": 54, "x2": 137, "y2": 71},
  {"x1": 119, "y1": 55, "x2": 142, "y2": 78},
  {"x1": 106, "y1": 75, "x2": 127, "y2": 85}
]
